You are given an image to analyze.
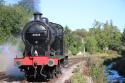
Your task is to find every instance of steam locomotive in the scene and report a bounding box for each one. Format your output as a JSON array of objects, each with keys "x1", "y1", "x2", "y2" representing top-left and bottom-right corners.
[{"x1": 14, "y1": 12, "x2": 68, "y2": 81}]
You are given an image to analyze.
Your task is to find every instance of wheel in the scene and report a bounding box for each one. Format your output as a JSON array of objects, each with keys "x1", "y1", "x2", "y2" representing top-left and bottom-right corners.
[
  {"x1": 56, "y1": 65, "x2": 62, "y2": 75},
  {"x1": 26, "y1": 76, "x2": 35, "y2": 82},
  {"x1": 48, "y1": 68, "x2": 54, "y2": 79},
  {"x1": 64, "y1": 56, "x2": 68, "y2": 66},
  {"x1": 54, "y1": 66, "x2": 60, "y2": 78},
  {"x1": 53, "y1": 67, "x2": 58, "y2": 78}
]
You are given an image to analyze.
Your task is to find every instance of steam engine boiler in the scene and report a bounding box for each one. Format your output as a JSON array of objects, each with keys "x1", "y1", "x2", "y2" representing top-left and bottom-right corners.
[{"x1": 14, "y1": 12, "x2": 68, "y2": 81}]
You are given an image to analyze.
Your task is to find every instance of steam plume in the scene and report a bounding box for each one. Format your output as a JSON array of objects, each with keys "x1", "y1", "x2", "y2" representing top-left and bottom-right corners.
[
  {"x1": 33, "y1": 0, "x2": 42, "y2": 13},
  {"x1": 0, "y1": 43, "x2": 24, "y2": 79}
]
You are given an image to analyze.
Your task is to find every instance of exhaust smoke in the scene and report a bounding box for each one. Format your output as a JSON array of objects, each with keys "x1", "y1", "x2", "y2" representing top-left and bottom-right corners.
[
  {"x1": 0, "y1": 44, "x2": 24, "y2": 79},
  {"x1": 33, "y1": 0, "x2": 42, "y2": 13}
]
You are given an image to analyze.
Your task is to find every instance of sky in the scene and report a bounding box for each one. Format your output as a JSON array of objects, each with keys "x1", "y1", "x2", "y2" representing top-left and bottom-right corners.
[{"x1": 5, "y1": 0, "x2": 125, "y2": 31}]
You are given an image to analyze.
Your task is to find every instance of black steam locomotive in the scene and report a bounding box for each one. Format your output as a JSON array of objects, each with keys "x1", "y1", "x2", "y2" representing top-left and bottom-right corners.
[{"x1": 14, "y1": 12, "x2": 68, "y2": 81}]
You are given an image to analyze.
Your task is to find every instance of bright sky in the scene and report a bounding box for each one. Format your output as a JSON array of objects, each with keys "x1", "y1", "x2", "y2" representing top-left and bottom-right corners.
[{"x1": 5, "y1": 0, "x2": 125, "y2": 31}]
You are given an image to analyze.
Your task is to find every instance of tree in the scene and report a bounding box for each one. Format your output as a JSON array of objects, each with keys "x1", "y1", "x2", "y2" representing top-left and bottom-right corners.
[
  {"x1": 87, "y1": 20, "x2": 122, "y2": 53},
  {"x1": 74, "y1": 29, "x2": 87, "y2": 38},
  {"x1": 85, "y1": 36, "x2": 97, "y2": 53},
  {"x1": 64, "y1": 26, "x2": 72, "y2": 54},
  {"x1": 103, "y1": 21, "x2": 121, "y2": 51},
  {"x1": 73, "y1": 29, "x2": 87, "y2": 52},
  {"x1": 64, "y1": 27, "x2": 86, "y2": 55},
  {"x1": 0, "y1": 5, "x2": 30, "y2": 44},
  {"x1": 121, "y1": 28, "x2": 125, "y2": 45}
]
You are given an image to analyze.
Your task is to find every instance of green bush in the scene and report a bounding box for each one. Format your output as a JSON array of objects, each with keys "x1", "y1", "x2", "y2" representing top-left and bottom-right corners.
[
  {"x1": 0, "y1": 5, "x2": 30, "y2": 44},
  {"x1": 88, "y1": 56, "x2": 107, "y2": 83},
  {"x1": 71, "y1": 72, "x2": 85, "y2": 83},
  {"x1": 85, "y1": 36, "x2": 98, "y2": 53}
]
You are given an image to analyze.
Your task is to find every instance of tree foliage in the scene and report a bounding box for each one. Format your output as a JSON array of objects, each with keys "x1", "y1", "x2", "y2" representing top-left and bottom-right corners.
[
  {"x1": 85, "y1": 36, "x2": 97, "y2": 53},
  {"x1": 0, "y1": 2, "x2": 31, "y2": 44},
  {"x1": 64, "y1": 26, "x2": 86, "y2": 55},
  {"x1": 64, "y1": 20, "x2": 123, "y2": 55},
  {"x1": 121, "y1": 28, "x2": 125, "y2": 45},
  {"x1": 86, "y1": 21, "x2": 122, "y2": 53}
]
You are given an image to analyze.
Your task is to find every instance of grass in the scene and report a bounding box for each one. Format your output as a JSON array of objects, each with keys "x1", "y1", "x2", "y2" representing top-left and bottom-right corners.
[
  {"x1": 70, "y1": 51, "x2": 119, "y2": 83},
  {"x1": 71, "y1": 72, "x2": 86, "y2": 83},
  {"x1": 88, "y1": 51, "x2": 119, "y2": 83},
  {"x1": 71, "y1": 65, "x2": 86, "y2": 83},
  {"x1": 88, "y1": 56, "x2": 107, "y2": 83},
  {"x1": 71, "y1": 54, "x2": 107, "y2": 83}
]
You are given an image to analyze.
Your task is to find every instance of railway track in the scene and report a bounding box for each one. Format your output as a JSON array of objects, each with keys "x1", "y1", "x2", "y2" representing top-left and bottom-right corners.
[
  {"x1": 0, "y1": 72, "x2": 8, "y2": 81},
  {"x1": 0, "y1": 56, "x2": 85, "y2": 83},
  {"x1": 68, "y1": 57, "x2": 84, "y2": 67},
  {"x1": 48, "y1": 56, "x2": 85, "y2": 83}
]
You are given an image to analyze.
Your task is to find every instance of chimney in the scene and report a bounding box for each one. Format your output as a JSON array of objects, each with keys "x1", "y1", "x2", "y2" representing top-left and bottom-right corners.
[{"x1": 33, "y1": 12, "x2": 42, "y2": 21}]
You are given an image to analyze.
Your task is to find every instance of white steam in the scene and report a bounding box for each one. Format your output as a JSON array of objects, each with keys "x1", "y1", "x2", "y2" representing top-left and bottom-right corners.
[
  {"x1": 33, "y1": 0, "x2": 42, "y2": 13},
  {"x1": 0, "y1": 44, "x2": 24, "y2": 78}
]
